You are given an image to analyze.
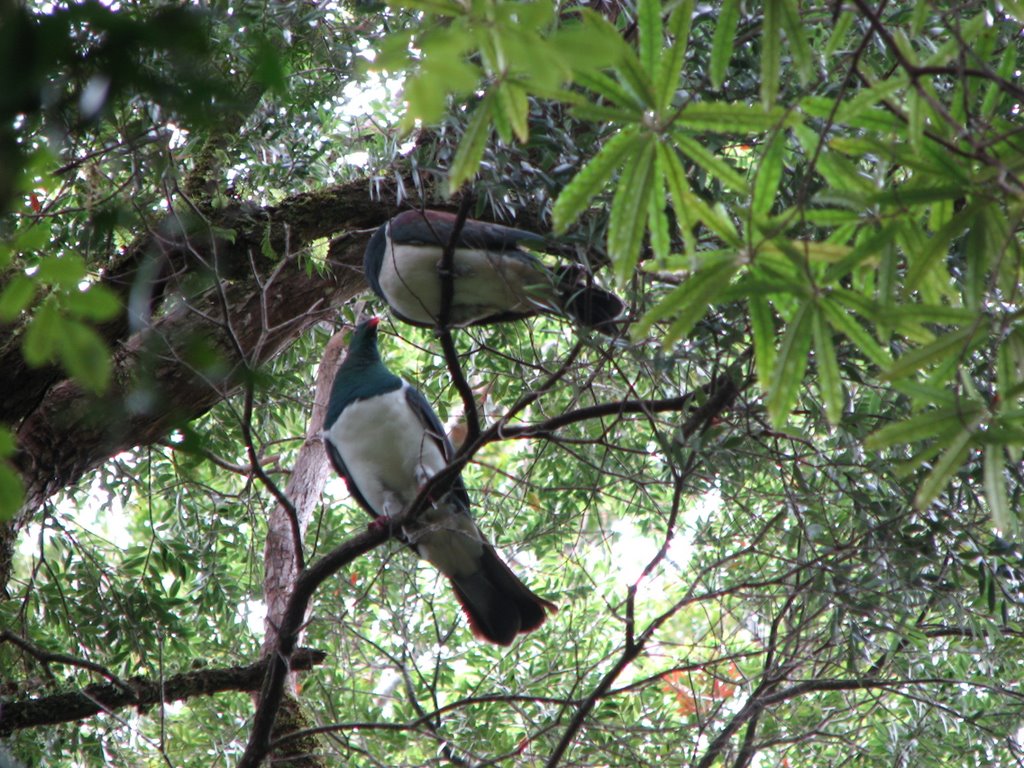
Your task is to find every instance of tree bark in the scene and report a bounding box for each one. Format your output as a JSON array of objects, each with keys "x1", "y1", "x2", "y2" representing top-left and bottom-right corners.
[{"x1": 1, "y1": 179, "x2": 399, "y2": 596}]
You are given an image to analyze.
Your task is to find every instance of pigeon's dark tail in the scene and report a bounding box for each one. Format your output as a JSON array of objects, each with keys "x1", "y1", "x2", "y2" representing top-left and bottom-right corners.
[
  {"x1": 449, "y1": 546, "x2": 557, "y2": 646},
  {"x1": 555, "y1": 265, "x2": 626, "y2": 335}
]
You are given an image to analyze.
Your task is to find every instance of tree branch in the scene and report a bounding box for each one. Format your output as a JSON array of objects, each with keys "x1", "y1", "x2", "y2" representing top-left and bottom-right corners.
[{"x1": 0, "y1": 648, "x2": 327, "y2": 735}]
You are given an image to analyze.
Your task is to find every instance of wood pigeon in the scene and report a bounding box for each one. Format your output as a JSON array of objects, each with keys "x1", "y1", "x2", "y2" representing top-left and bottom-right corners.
[
  {"x1": 323, "y1": 317, "x2": 556, "y2": 645},
  {"x1": 363, "y1": 209, "x2": 625, "y2": 332}
]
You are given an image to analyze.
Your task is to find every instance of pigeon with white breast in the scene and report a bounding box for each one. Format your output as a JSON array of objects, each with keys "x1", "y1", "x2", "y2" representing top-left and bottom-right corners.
[
  {"x1": 364, "y1": 209, "x2": 624, "y2": 332},
  {"x1": 322, "y1": 317, "x2": 556, "y2": 645}
]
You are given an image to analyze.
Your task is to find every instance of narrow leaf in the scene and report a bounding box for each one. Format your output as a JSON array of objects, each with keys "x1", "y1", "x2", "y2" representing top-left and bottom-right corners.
[
  {"x1": 749, "y1": 293, "x2": 776, "y2": 393},
  {"x1": 914, "y1": 427, "x2": 974, "y2": 509},
  {"x1": 657, "y1": 0, "x2": 695, "y2": 112},
  {"x1": 779, "y1": 0, "x2": 815, "y2": 85},
  {"x1": 553, "y1": 128, "x2": 640, "y2": 233},
  {"x1": 638, "y1": 0, "x2": 662, "y2": 79},
  {"x1": 710, "y1": 0, "x2": 740, "y2": 90},
  {"x1": 984, "y1": 444, "x2": 1015, "y2": 534},
  {"x1": 817, "y1": 296, "x2": 893, "y2": 368},
  {"x1": 882, "y1": 326, "x2": 977, "y2": 381},
  {"x1": 608, "y1": 137, "x2": 656, "y2": 281},
  {"x1": 865, "y1": 404, "x2": 983, "y2": 450},
  {"x1": 767, "y1": 300, "x2": 813, "y2": 427},
  {"x1": 752, "y1": 132, "x2": 786, "y2": 217},
  {"x1": 647, "y1": 161, "x2": 670, "y2": 265},
  {"x1": 812, "y1": 306, "x2": 844, "y2": 425},
  {"x1": 448, "y1": 96, "x2": 493, "y2": 194},
  {"x1": 761, "y1": 0, "x2": 781, "y2": 108},
  {"x1": 672, "y1": 131, "x2": 750, "y2": 195}
]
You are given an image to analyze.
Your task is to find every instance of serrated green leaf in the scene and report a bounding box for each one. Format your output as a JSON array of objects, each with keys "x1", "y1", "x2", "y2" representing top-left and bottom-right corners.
[
  {"x1": 883, "y1": 326, "x2": 978, "y2": 381},
  {"x1": 553, "y1": 128, "x2": 640, "y2": 233},
  {"x1": 672, "y1": 131, "x2": 749, "y2": 195},
  {"x1": 658, "y1": 142, "x2": 743, "y2": 248},
  {"x1": 448, "y1": 96, "x2": 494, "y2": 194},
  {"x1": 753, "y1": 132, "x2": 786, "y2": 217},
  {"x1": 767, "y1": 300, "x2": 812, "y2": 427},
  {"x1": 637, "y1": 0, "x2": 661, "y2": 79},
  {"x1": 749, "y1": 293, "x2": 776, "y2": 392},
  {"x1": 0, "y1": 463, "x2": 23, "y2": 522},
  {"x1": 647, "y1": 164, "x2": 670, "y2": 265},
  {"x1": 709, "y1": 0, "x2": 740, "y2": 90},
  {"x1": 58, "y1": 320, "x2": 112, "y2": 393},
  {"x1": 812, "y1": 306, "x2": 843, "y2": 425},
  {"x1": 984, "y1": 444, "x2": 1015, "y2": 534},
  {"x1": 656, "y1": 0, "x2": 694, "y2": 112},
  {"x1": 23, "y1": 296, "x2": 61, "y2": 366},
  {"x1": 608, "y1": 137, "x2": 656, "y2": 281},
  {"x1": 0, "y1": 274, "x2": 37, "y2": 321},
  {"x1": 914, "y1": 427, "x2": 974, "y2": 509},
  {"x1": 761, "y1": 0, "x2": 781, "y2": 107}
]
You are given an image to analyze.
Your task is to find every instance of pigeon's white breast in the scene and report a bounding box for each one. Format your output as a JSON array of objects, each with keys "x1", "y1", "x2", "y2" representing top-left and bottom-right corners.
[
  {"x1": 326, "y1": 386, "x2": 447, "y2": 517},
  {"x1": 377, "y1": 241, "x2": 549, "y2": 325}
]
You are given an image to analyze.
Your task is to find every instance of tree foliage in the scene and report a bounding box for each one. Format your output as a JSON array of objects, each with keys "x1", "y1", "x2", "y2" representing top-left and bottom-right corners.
[{"x1": 2, "y1": 1, "x2": 1024, "y2": 767}]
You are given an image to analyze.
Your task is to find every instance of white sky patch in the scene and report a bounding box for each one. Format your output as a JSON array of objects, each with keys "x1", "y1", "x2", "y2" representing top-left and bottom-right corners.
[
  {"x1": 606, "y1": 487, "x2": 722, "y2": 587},
  {"x1": 238, "y1": 598, "x2": 267, "y2": 636}
]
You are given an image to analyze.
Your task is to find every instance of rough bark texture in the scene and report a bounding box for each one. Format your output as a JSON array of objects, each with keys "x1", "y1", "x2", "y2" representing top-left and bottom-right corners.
[
  {"x1": 0, "y1": 648, "x2": 327, "y2": 735},
  {"x1": 1, "y1": 178, "x2": 403, "y2": 596}
]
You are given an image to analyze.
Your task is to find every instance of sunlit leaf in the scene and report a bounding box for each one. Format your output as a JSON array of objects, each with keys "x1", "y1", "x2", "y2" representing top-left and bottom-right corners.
[
  {"x1": 752, "y1": 132, "x2": 786, "y2": 217},
  {"x1": 761, "y1": 0, "x2": 781, "y2": 107},
  {"x1": 447, "y1": 96, "x2": 494, "y2": 194},
  {"x1": 749, "y1": 293, "x2": 776, "y2": 392},
  {"x1": 656, "y1": 0, "x2": 694, "y2": 112},
  {"x1": 608, "y1": 137, "x2": 656, "y2": 281},
  {"x1": 812, "y1": 306, "x2": 844, "y2": 425}
]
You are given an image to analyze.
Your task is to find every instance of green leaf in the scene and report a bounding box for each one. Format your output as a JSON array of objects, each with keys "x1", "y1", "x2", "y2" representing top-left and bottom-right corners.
[
  {"x1": 904, "y1": 203, "x2": 978, "y2": 293},
  {"x1": 447, "y1": 96, "x2": 494, "y2": 194},
  {"x1": 58, "y1": 320, "x2": 112, "y2": 393},
  {"x1": 637, "y1": 0, "x2": 662, "y2": 80},
  {"x1": 752, "y1": 132, "x2": 786, "y2": 217},
  {"x1": 0, "y1": 426, "x2": 15, "y2": 457},
  {"x1": 608, "y1": 137, "x2": 656, "y2": 281},
  {"x1": 678, "y1": 102, "x2": 798, "y2": 133},
  {"x1": 749, "y1": 293, "x2": 776, "y2": 392},
  {"x1": 865, "y1": 405, "x2": 984, "y2": 450},
  {"x1": 647, "y1": 164, "x2": 670, "y2": 265},
  {"x1": 914, "y1": 427, "x2": 974, "y2": 509},
  {"x1": 0, "y1": 463, "x2": 23, "y2": 522},
  {"x1": 984, "y1": 444, "x2": 1014, "y2": 534},
  {"x1": 761, "y1": 0, "x2": 781, "y2": 108},
  {"x1": 633, "y1": 259, "x2": 739, "y2": 342},
  {"x1": 882, "y1": 326, "x2": 978, "y2": 381},
  {"x1": 657, "y1": 142, "x2": 743, "y2": 248},
  {"x1": 812, "y1": 306, "x2": 843, "y2": 425},
  {"x1": 767, "y1": 300, "x2": 813, "y2": 427},
  {"x1": 0, "y1": 274, "x2": 37, "y2": 321},
  {"x1": 496, "y1": 81, "x2": 529, "y2": 143},
  {"x1": 672, "y1": 131, "x2": 750, "y2": 195},
  {"x1": 23, "y1": 296, "x2": 62, "y2": 367},
  {"x1": 779, "y1": 0, "x2": 814, "y2": 85},
  {"x1": 573, "y1": 70, "x2": 647, "y2": 112},
  {"x1": 37, "y1": 254, "x2": 87, "y2": 288},
  {"x1": 553, "y1": 128, "x2": 640, "y2": 233},
  {"x1": 13, "y1": 222, "x2": 52, "y2": 254},
  {"x1": 709, "y1": 0, "x2": 740, "y2": 90},
  {"x1": 61, "y1": 285, "x2": 122, "y2": 322},
  {"x1": 823, "y1": 11, "x2": 855, "y2": 58},
  {"x1": 656, "y1": 0, "x2": 694, "y2": 112}
]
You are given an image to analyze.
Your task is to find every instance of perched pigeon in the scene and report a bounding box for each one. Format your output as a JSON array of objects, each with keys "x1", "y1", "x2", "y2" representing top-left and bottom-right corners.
[
  {"x1": 323, "y1": 318, "x2": 556, "y2": 644},
  {"x1": 364, "y1": 209, "x2": 624, "y2": 331}
]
